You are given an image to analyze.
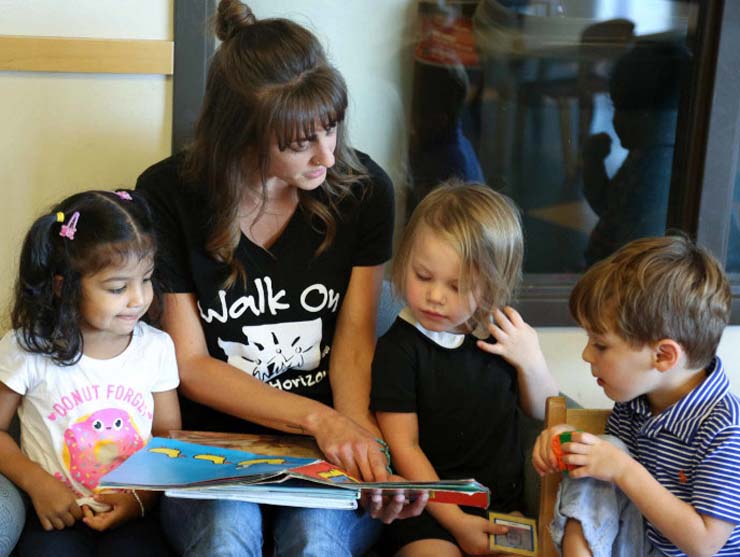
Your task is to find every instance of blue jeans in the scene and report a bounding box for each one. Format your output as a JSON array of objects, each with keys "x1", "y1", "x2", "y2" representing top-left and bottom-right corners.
[
  {"x1": 550, "y1": 435, "x2": 663, "y2": 557},
  {"x1": 0, "y1": 473, "x2": 23, "y2": 557},
  {"x1": 160, "y1": 496, "x2": 382, "y2": 557}
]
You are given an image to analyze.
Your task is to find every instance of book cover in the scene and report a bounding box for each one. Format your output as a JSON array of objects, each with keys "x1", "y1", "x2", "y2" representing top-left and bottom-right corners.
[{"x1": 100, "y1": 436, "x2": 490, "y2": 510}]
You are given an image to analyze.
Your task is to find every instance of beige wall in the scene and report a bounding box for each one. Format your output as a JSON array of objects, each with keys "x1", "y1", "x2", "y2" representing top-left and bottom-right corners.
[{"x1": 0, "y1": 0, "x2": 173, "y2": 327}]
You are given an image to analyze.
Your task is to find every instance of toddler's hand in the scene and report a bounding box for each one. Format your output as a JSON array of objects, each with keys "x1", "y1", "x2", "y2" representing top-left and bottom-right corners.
[
  {"x1": 561, "y1": 432, "x2": 630, "y2": 484},
  {"x1": 450, "y1": 511, "x2": 506, "y2": 555},
  {"x1": 28, "y1": 473, "x2": 82, "y2": 531},
  {"x1": 82, "y1": 491, "x2": 141, "y2": 531},
  {"x1": 477, "y1": 307, "x2": 546, "y2": 375},
  {"x1": 361, "y1": 477, "x2": 429, "y2": 524},
  {"x1": 532, "y1": 424, "x2": 576, "y2": 476}
]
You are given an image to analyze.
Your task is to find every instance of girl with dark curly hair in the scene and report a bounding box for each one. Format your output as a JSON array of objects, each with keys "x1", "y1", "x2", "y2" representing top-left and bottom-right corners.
[{"x1": 0, "y1": 189, "x2": 181, "y2": 557}]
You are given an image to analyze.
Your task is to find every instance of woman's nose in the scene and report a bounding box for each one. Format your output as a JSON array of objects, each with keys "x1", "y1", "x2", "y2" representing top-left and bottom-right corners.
[{"x1": 312, "y1": 137, "x2": 335, "y2": 168}]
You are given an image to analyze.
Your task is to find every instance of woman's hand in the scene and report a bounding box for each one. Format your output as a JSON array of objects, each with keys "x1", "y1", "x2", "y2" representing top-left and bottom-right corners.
[
  {"x1": 532, "y1": 424, "x2": 576, "y2": 476},
  {"x1": 81, "y1": 491, "x2": 141, "y2": 531},
  {"x1": 27, "y1": 472, "x2": 82, "y2": 531},
  {"x1": 313, "y1": 410, "x2": 391, "y2": 482}
]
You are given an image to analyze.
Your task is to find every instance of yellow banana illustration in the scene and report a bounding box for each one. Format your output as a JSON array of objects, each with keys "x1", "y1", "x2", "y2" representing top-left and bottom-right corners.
[
  {"x1": 236, "y1": 458, "x2": 286, "y2": 469},
  {"x1": 193, "y1": 453, "x2": 228, "y2": 464},
  {"x1": 149, "y1": 447, "x2": 182, "y2": 458}
]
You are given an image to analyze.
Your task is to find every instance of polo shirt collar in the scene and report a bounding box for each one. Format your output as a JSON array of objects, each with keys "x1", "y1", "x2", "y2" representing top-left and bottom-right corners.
[{"x1": 626, "y1": 357, "x2": 728, "y2": 442}]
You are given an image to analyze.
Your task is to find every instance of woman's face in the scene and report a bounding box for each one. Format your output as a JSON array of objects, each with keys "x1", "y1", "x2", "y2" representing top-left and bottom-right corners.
[{"x1": 264, "y1": 122, "x2": 337, "y2": 192}]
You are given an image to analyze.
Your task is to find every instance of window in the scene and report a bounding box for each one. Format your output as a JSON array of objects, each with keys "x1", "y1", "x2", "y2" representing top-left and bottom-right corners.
[{"x1": 172, "y1": 0, "x2": 740, "y2": 325}]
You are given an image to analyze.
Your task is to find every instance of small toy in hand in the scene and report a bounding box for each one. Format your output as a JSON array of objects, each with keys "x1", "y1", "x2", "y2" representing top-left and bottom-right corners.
[
  {"x1": 489, "y1": 512, "x2": 537, "y2": 556},
  {"x1": 552, "y1": 431, "x2": 578, "y2": 474}
]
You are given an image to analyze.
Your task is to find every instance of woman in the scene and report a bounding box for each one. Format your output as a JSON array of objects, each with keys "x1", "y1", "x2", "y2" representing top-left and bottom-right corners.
[{"x1": 135, "y1": 1, "x2": 425, "y2": 555}]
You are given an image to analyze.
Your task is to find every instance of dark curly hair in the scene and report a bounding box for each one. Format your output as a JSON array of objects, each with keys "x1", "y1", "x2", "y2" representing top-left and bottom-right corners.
[{"x1": 11, "y1": 190, "x2": 157, "y2": 365}]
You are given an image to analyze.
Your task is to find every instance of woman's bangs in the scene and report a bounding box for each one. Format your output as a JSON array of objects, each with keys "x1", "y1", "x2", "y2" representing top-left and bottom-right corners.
[{"x1": 273, "y1": 73, "x2": 347, "y2": 150}]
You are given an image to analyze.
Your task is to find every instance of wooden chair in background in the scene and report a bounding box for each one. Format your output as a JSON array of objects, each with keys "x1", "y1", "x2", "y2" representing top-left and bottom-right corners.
[{"x1": 538, "y1": 396, "x2": 611, "y2": 557}]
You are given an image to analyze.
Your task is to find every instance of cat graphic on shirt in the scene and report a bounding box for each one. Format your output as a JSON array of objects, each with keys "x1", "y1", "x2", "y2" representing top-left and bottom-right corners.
[{"x1": 218, "y1": 318, "x2": 322, "y2": 381}]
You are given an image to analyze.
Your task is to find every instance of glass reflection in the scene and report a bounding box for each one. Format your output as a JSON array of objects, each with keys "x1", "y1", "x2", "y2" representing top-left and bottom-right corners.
[{"x1": 409, "y1": 0, "x2": 693, "y2": 273}]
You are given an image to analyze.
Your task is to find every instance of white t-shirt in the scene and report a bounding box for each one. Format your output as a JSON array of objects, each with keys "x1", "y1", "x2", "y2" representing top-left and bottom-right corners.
[{"x1": 0, "y1": 322, "x2": 179, "y2": 498}]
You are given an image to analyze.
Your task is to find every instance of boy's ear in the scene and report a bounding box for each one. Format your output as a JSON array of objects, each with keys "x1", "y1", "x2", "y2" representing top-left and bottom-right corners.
[{"x1": 653, "y1": 339, "x2": 682, "y2": 372}]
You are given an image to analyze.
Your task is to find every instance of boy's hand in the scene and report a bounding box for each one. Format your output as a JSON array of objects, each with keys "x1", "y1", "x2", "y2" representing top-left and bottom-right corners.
[
  {"x1": 478, "y1": 307, "x2": 546, "y2": 375},
  {"x1": 27, "y1": 473, "x2": 82, "y2": 531},
  {"x1": 82, "y1": 491, "x2": 140, "y2": 531},
  {"x1": 532, "y1": 424, "x2": 576, "y2": 476},
  {"x1": 561, "y1": 432, "x2": 631, "y2": 483},
  {"x1": 449, "y1": 512, "x2": 507, "y2": 555}
]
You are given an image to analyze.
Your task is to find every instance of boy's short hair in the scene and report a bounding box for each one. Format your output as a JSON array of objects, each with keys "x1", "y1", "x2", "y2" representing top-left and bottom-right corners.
[{"x1": 570, "y1": 235, "x2": 730, "y2": 368}]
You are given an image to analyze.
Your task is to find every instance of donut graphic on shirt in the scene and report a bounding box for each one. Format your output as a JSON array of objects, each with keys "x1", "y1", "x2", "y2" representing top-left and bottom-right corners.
[
  {"x1": 217, "y1": 318, "x2": 322, "y2": 381},
  {"x1": 62, "y1": 408, "x2": 144, "y2": 490}
]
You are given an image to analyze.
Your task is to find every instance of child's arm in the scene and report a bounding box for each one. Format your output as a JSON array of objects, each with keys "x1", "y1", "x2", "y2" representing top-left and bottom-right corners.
[
  {"x1": 83, "y1": 388, "x2": 182, "y2": 531},
  {"x1": 564, "y1": 432, "x2": 736, "y2": 556},
  {"x1": 0, "y1": 383, "x2": 82, "y2": 530},
  {"x1": 477, "y1": 307, "x2": 559, "y2": 420},
  {"x1": 150, "y1": 388, "x2": 182, "y2": 436},
  {"x1": 377, "y1": 411, "x2": 507, "y2": 555}
]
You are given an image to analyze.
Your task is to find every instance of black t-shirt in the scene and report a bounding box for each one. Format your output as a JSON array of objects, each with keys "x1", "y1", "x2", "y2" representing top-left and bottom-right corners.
[
  {"x1": 136, "y1": 151, "x2": 394, "y2": 432},
  {"x1": 370, "y1": 314, "x2": 524, "y2": 510}
]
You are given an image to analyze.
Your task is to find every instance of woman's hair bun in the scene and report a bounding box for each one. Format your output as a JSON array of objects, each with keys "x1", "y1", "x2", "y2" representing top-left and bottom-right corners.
[{"x1": 215, "y1": 0, "x2": 257, "y2": 42}]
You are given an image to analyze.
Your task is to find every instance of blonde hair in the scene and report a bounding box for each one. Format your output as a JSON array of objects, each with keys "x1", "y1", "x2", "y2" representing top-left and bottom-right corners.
[
  {"x1": 392, "y1": 180, "x2": 523, "y2": 329},
  {"x1": 570, "y1": 235, "x2": 731, "y2": 368}
]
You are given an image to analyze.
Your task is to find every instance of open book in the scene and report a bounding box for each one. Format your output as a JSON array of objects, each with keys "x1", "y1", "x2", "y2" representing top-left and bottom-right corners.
[{"x1": 99, "y1": 433, "x2": 490, "y2": 510}]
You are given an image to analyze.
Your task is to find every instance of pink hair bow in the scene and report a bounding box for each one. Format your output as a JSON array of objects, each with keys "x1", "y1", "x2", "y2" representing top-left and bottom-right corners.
[
  {"x1": 59, "y1": 211, "x2": 80, "y2": 240},
  {"x1": 115, "y1": 190, "x2": 132, "y2": 200}
]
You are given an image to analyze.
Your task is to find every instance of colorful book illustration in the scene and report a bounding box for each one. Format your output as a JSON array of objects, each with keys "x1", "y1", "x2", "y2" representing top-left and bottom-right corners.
[{"x1": 99, "y1": 435, "x2": 490, "y2": 510}]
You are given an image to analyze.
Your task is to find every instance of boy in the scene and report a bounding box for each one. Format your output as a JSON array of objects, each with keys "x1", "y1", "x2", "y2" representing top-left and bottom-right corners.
[{"x1": 533, "y1": 236, "x2": 740, "y2": 556}]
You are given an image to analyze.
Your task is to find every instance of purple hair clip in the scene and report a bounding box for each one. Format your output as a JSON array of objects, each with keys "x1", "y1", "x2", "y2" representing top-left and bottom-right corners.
[
  {"x1": 115, "y1": 190, "x2": 133, "y2": 201},
  {"x1": 59, "y1": 211, "x2": 80, "y2": 240}
]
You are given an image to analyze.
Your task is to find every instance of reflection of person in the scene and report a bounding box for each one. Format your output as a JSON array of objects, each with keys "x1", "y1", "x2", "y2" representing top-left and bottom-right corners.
[
  {"x1": 408, "y1": 63, "x2": 484, "y2": 217},
  {"x1": 0, "y1": 190, "x2": 180, "y2": 557},
  {"x1": 135, "y1": 1, "x2": 425, "y2": 555},
  {"x1": 533, "y1": 236, "x2": 740, "y2": 556},
  {"x1": 371, "y1": 181, "x2": 558, "y2": 556},
  {"x1": 582, "y1": 41, "x2": 687, "y2": 265}
]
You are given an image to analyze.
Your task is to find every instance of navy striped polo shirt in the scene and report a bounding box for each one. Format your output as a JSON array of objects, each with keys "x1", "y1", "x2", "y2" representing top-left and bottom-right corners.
[{"x1": 606, "y1": 357, "x2": 740, "y2": 556}]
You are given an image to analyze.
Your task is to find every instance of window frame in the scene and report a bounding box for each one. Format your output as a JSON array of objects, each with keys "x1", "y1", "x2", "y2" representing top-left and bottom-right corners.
[{"x1": 172, "y1": 0, "x2": 740, "y2": 326}]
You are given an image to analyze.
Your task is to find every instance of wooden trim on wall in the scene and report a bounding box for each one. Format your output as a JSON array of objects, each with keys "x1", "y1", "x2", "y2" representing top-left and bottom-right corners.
[{"x1": 0, "y1": 35, "x2": 173, "y2": 75}]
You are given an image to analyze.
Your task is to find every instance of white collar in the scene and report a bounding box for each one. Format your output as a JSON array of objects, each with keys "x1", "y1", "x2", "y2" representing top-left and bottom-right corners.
[{"x1": 398, "y1": 307, "x2": 488, "y2": 349}]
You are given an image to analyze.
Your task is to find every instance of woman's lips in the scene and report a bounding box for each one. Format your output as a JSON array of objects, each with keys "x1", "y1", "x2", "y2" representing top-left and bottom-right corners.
[{"x1": 304, "y1": 167, "x2": 326, "y2": 179}]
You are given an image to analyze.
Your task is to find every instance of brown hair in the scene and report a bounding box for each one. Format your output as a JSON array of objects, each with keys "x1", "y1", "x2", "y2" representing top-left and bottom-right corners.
[
  {"x1": 184, "y1": 0, "x2": 367, "y2": 287},
  {"x1": 570, "y1": 235, "x2": 730, "y2": 368},
  {"x1": 392, "y1": 180, "x2": 523, "y2": 329}
]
